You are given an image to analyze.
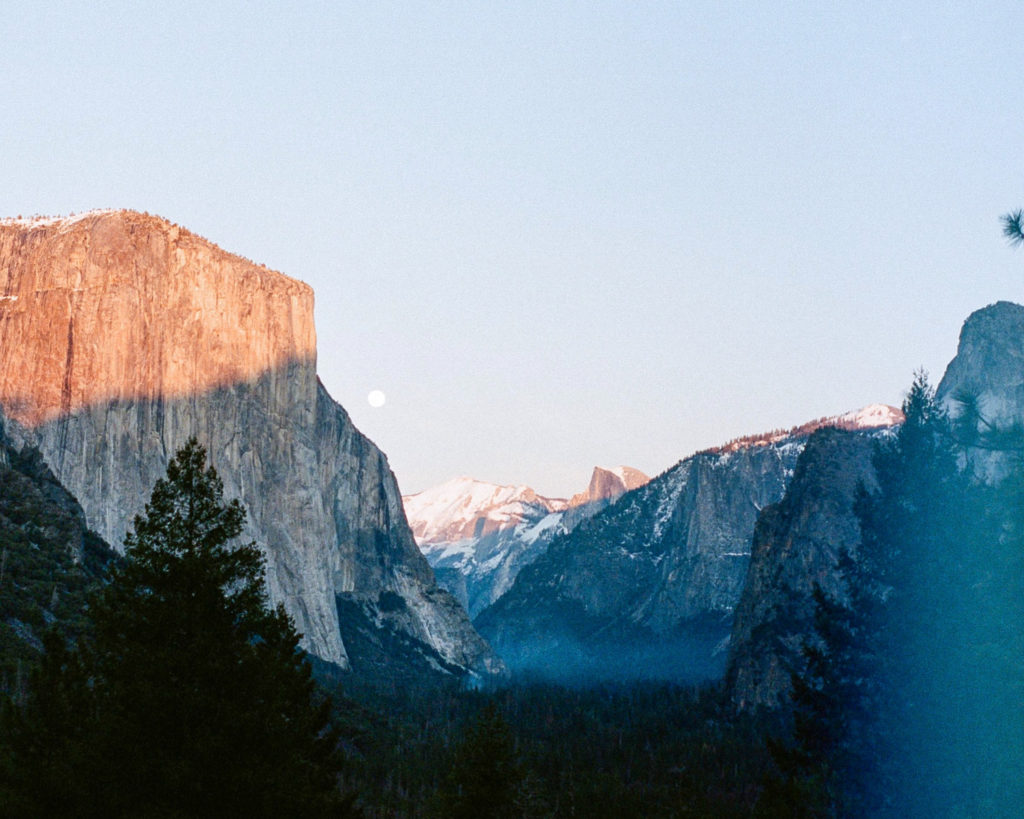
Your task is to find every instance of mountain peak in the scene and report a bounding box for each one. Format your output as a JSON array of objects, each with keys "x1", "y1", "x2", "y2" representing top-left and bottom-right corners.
[
  {"x1": 569, "y1": 465, "x2": 650, "y2": 507},
  {"x1": 937, "y1": 301, "x2": 1024, "y2": 429},
  {"x1": 403, "y1": 477, "x2": 567, "y2": 545}
]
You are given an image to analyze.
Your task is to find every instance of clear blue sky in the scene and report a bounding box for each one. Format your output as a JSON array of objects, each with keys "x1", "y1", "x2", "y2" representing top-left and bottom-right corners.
[{"x1": 3, "y1": 2, "x2": 1022, "y2": 497}]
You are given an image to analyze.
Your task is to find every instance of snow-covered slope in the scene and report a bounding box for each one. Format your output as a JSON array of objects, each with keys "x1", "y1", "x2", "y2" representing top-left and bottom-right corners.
[
  {"x1": 403, "y1": 468, "x2": 649, "y2": 617},
  {"x1": 404, "y1": 478, "x2": 567, "y2": 545}
]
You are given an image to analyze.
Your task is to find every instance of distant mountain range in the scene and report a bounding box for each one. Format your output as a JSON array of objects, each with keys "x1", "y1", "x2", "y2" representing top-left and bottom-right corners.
[
  {"x1": 471, "y1": 405, "x2": 902, "y2": 682},
  {"x1": 403, "y1": 466, "x2": 649, "y2": 617}
]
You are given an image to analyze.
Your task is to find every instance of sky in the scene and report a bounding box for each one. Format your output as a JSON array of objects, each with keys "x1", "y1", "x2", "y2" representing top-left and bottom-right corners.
[{"x1": 2, "y1": 2, "x2": 1022, "y2": 498}]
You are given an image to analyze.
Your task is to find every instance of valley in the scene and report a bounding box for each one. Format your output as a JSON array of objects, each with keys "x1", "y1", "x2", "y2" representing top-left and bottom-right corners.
[{"x1": 1, "y1": 212, "x2": 1020, "y2": 816}]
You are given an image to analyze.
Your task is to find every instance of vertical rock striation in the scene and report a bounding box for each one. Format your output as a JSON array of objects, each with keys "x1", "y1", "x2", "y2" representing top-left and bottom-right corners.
[{"x1": 0, "y1": 210, "x2": 500, "y2": 676}]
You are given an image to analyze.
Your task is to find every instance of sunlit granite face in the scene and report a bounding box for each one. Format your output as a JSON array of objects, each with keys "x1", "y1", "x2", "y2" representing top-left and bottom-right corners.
[{"x1": 0, "y1": 210, "x2": 316, "y2": 427}]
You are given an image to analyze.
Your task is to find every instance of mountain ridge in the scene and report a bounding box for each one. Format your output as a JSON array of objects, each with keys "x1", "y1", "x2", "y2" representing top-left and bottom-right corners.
[{"x1": 403, "y1": 466, "x2": 649, "y2": 617}]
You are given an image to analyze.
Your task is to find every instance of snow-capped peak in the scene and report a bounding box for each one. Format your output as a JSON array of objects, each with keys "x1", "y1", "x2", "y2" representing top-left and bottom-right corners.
[
  {"x1": 713, "y1": 404, "x2": 903, "y2": 453},
  {"x1": 833, "y1": 403, "x2": 904, "y2": 429},
  {"x1": 403, "y1": 477, "x2": 567, "y2": 545}
]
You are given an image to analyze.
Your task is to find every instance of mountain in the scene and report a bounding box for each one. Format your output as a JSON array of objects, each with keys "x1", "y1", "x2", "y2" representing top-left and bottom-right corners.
[
  {"x1": 0, "y1": 210, "x2": 501, "y2": 680},
  {"x1": 474, "y1": 406, "x2": 901, "y2": 682},
  {"x1": 561, "y1": 465, "x2": 650, "y2": 530},
  {"x1": 403, "y1": 466, "x2": 649, "y2": 618}
]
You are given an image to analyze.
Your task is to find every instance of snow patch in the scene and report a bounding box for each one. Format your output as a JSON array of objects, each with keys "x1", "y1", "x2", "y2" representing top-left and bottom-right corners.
[{"x1": 0, "y1": 209, "x2": 119, "y2": 229}]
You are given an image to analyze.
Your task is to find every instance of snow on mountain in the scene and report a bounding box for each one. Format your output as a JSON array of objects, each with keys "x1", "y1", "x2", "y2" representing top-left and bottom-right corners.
[
  {"x1": 714, "y1": 404, "x2": 903, "y2": 453},
  {"x1": 833, "y1": 403, "x2": 904, "y2": 429},
  {"x1": 403, "y1": 468, "x2": 649, "y2": 618},
  {"x1": 406, "y1": 404, "x2": 899, "y2": 625},
  {"x1": 0, "y1": 209, "x2": 120, "y2": 229},
  {"x1": 475, "y1": 406, "x2": 902, "y2": 682},
  {"x1": 404, "y1": 477, "x2": 567, "y2": 545}
]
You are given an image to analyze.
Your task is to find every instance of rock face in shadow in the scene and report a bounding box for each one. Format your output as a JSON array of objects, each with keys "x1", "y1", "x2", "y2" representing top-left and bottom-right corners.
[
  {"x1": 724, "y1": 427, "x2": 878, "y2": 710},
  {"x1": 0, "y1": 411, "x2": 117, "y2": 682},
  {"x1": 0, "y1": 211, "x2": 500, "y2": 677}
]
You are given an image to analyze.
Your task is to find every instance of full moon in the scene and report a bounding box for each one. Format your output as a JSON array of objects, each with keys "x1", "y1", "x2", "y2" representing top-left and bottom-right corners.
[{"x1": 367, "y1": 389, "x2": 386, "y2": 408}]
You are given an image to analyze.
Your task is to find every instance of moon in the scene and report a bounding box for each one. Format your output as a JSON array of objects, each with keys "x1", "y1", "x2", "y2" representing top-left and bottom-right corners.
[{"x1": 367, "y1": 389, "x2": 386, "y2": 408}]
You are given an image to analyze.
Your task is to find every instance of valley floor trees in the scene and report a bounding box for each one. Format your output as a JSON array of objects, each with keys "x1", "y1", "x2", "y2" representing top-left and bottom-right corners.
[{"x1": 1, "y1": 438, "x2": 352, "y2": 817}]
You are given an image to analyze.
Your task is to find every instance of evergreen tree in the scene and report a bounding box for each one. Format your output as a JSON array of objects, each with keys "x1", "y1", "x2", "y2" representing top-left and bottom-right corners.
[
  {"x1": 761, "y1": 372, "x2": 976, "y2": 817},
  {"x1": 434, "y1": 701, "x2": 522, "y2": 819},
  {"x1": 757, "y1": 565, "x2": 882, "y2": 819},
  {"x1": 851, "y1": 372, "x2": 983, "y2": 815},
  {"x1": 2, "y1": 438, "x2": 352, "y2": 817},
  {"x1": 1002, "y1": 208, "x2": 1024, "y2": 246}
]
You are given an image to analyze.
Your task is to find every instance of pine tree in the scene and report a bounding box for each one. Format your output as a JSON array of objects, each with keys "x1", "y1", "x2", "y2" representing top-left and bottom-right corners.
[
  {"x1": 434, "y1": 701, "x2": 522, "y2": 819},
  {"x1": 1002, "y1": 208, "x2": 1024, "y2": 246},
  {"x1": 756, "y1": 573, "x2": 878, "y2": 819},
  {"x1": 2, "y1": 438, "x2": 353, "y2": 817},
  {"x1": 761, "y1": 372, "x2": 979, "y2": 817},
  {"x1": 851, "y1": 372, "x2": 981, "y2": 816}
]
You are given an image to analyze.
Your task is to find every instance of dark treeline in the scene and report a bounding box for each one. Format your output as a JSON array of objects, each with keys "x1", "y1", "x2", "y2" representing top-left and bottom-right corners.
[{"x1": 334, "y1": 677, "x2": 778, "y2": 818}]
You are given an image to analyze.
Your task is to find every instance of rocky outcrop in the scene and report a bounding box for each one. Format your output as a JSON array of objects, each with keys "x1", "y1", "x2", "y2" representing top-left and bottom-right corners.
[
  {"x1": 567, "y1": 466, "x2": 648, "y2": 508},
  {"x1": 0, "y1": 210, "x2": 315, "y2": 429},
  {"x1": 724, "y1": 304, "x2": 1024, "y2": 710},
  {"x1": 560, "y1": 465, "x2": 649, "y2": 531},
  {"x1": 0, "y1": 210, "x2": 501, "y2": 677},
  {"x1": 936, "y1": 301, "x2": 1024, "y2": 480},
  {"x1": 725, "y1": 427, "x2": 878, "y2": 710}
]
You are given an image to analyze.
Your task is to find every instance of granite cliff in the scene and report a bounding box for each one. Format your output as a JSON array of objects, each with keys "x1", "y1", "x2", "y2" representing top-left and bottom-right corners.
[
  {"x1": 474, "y1": 441, "x2": 804, "y2": 680},
  {"x1": 725, "y1": 301, "x2": 1024, "y2": 710},
  {"x1": 0, "y1": 210, "x2": 500, "y2": 678},
  {"x1": 937, "y1": 301, "x2": 1024, "y2": 479},
  {"x1": 725, "y1": 427, "x2": 878, "y2": 710}
]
